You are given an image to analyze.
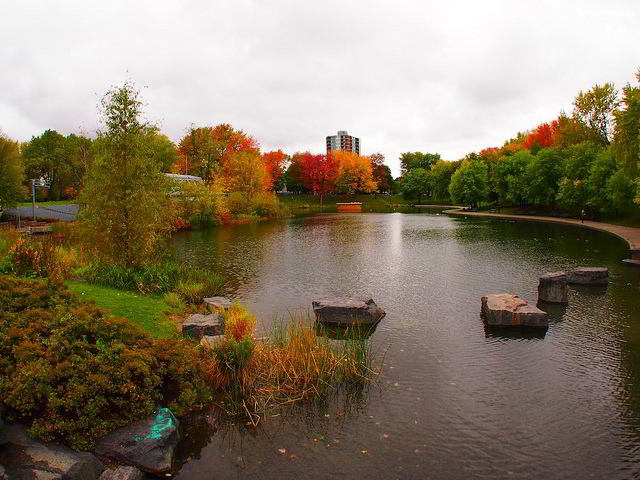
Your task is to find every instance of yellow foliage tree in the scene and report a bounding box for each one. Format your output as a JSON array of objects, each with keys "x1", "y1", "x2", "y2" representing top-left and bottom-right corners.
[
  {"x1": 222, "y1": 151, "x2": 269, "y2": 199},
  {"x1": 332, "y1": 151, "x2": 378, "y2": 194}
]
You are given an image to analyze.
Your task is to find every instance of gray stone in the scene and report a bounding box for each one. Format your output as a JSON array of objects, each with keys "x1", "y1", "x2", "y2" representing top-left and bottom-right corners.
[
  {"x1": 98, "y1": 466, "x2": 143, "y2": 480},
  {"x1": 200, "y1": 335, "x2": 224, "y2": 348},
  {"x1": 312, "y1": 297, "x2": 385, "y2": 325},
  {"x1": 481, "y1": 294, "x2": 548, "y2": 327},
  {"x1": 622, "y1": 259, "x2": 640, "y2": 267},
  {"x1": 94, "y1": 408, "x2": 179, "y2": 476},
  {"x1": 538, "y1": 271, "x2": 568, "y2": 304},
  {"x1": 182, "y1": 313, "x2": 224, "y2": 339},
  {"x1": 0, "y1": 424, "x2": 104, "y2": 480},
  {"x1": 567, "y1": 267, "x2": 609, "y2": 285},
  {"x1": 203, "y1": 296, "x2": 232, "y2": 312}
]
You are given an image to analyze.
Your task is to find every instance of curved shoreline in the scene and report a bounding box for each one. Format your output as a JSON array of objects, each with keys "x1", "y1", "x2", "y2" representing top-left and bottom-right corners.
[{"x1": 442, "y1": 208, "x2": 640, "y2": 251}]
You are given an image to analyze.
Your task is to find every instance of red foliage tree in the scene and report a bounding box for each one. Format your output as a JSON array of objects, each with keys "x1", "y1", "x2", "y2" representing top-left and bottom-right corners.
[
  {"x1": 522, "y1": 121, "x2": 557, "y2": 151},
  {"x1": 300, "y1": 152, "x2": 338, "y2": 205}
]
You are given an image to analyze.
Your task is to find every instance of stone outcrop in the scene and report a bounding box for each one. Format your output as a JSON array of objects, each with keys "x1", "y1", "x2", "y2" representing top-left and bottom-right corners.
[
  {"x1": 481, "y1": 294, "x2": 548, "y2": 327},
  {"x1": 203, "y1": 296, "x2": 232, "y2": 312},
  {"x1": 312, "y1": 297, "x2": 385, "y2": 325},
  {"x1": 0, "y1": 424, "x2": 104, "y2": 480},
  {"x1": 98, "y1": 466, "x2": 144, "y2": 480},
  {"x1": 567, "y1": 267, "x2": 609, "y2": 285},
  {"x1": 538, "y1": 271, "x2": 568, "y2": 304},
  {"x1": 182, "y1": 313, "x2": 224, "y2": 339},
  {"x1": 94, "y1": 408, "x2": 180, "y2": 476}
]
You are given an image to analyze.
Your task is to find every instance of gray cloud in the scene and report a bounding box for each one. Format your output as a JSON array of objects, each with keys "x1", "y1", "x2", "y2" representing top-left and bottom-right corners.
[{"x1": 1, "y1": 0, "x2": 638, "y2": 176}]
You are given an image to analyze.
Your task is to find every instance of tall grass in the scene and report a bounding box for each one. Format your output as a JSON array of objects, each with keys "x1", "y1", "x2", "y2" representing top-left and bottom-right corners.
[{"x1": 206, "y1": 310, "x2": 378, "y2": 420}]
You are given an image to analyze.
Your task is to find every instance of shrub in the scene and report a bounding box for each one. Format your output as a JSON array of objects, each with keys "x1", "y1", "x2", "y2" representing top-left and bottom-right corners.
[
  {"x1": 0, "y1": 277, "x2": 212, "y2": 450},
  {"x1": 78, "y1": 262, "x2": 181, "y2": 294},
  {"x1": 174, "y1": 281, "x2": 206, "y2": 304},
  {"x1": 251, "y1": 192, "x2": 283, "y2": 217},
  {"x1": 223, "y1": 302, "x2": 256, "y2": 341},
  {"x1": 176, "y1": 266, "x2": 224, "y2": 303},
  {"x1": 164, "y1": 291, "x2": 186, "y2": 311},
  {"x1": 226, "y1": 192, "x2": 252, "y2": 215}
]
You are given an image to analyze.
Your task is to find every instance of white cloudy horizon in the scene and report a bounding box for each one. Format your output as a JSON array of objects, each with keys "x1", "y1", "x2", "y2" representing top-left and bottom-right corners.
[{"x1": 1, "y1": 0, "x2": 638, "y2": 177}]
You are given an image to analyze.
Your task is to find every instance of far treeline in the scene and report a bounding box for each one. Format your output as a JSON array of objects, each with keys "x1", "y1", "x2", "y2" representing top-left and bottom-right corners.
[{"x1": 398, "y1": 68, "x2": 640, "y2": 219}]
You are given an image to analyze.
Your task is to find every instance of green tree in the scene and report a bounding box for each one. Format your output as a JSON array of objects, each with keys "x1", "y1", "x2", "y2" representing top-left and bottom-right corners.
[
  {"x1": 493, "y1": 150, "x2": 531, "y2": 206},
  {"x1": 64, "y1": 133, "x2": 93, "y2": 196},
  {"x1": 78, "y1": 82, "x2": 171, "y2": 267},
  {"x1": 400, "y1": 168, "x2": 431, "y2": 202},
  {"x1": 606, "y1": 167, "x2": 635, "y2": 214},
  {"x1": 572, "y1": 83, "x2": 619, "y2": 145},
  {"x1": 22, "y1": 129, "x2": 67, "y2": 199},
  {"x1": 613, "y1": 69, "x2": 640, "y2": 175},
  {"x1": 586, "y1": 147, "x2": 618, "y2": 213},
  {"x1": 525, "y1": 148, "x2": 562, "y2": 205},
  {"x1": 400, "y1": 152, "x2": 440, "y2": 174},
  {"x1": 429, "y1": 160, "x2": 457, "y2": 201},
  {"x1": 0, "y1": 135, "x2": 25, "y2": 210},
  {"x1": 148, "y1": 132, "x2": 179, "y2": 172},
  {"x1": 448, "y1": 160, "x2": 488, "y2": 208}
]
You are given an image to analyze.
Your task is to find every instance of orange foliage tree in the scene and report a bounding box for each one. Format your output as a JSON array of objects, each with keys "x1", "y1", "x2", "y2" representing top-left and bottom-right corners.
[
  {"x1": 261, "y1": 150, "x2": 287, "y2": 191},
  {"x1": 331, "y1": 150, "x2": 378, "y2": 194},
  {"x1": 300, "y1": 152, "x2": 338, "y2": 204}
]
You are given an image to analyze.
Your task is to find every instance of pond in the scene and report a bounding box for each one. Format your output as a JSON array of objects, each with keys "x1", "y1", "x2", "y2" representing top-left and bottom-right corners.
[{"x1": 171, "y1": 213, "x2": 640, "y2": 480}]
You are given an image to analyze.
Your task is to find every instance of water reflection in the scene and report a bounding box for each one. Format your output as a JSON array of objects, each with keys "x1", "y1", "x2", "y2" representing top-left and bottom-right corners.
[{"x1": 171, "y1": 213, "x2": 640, "y2": 480}]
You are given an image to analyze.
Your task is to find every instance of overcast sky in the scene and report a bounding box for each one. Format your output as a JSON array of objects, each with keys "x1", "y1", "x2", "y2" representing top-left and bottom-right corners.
[{"x1": 1, "y1": 0, "x2": 638, "y2": 177}]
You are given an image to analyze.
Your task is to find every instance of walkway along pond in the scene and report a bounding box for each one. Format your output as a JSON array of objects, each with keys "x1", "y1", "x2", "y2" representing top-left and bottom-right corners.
[{"x1": 170, "y1": 212, "x2": 640, "y2": 480}]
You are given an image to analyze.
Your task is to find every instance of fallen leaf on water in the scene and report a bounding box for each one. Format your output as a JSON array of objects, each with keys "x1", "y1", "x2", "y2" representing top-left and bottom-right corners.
[
  {"x1": 289, "y1": 454, "x2": 298, "y2": 460},
  {"x1": 277, "y1": 448, "x2": 287, "y2": 455},
  {"x1": 382, "y1": 434, "x2": 389, "y2": 439},
  {"x1": 360, "y1": 450, "x2": 369, "y2": 454}
]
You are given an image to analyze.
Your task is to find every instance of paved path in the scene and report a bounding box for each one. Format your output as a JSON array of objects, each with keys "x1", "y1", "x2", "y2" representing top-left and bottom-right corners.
[
  {"x1": 4, "y1": 204, "x2": 79, "y2": 221},
  {"x1": 444, "y1": 208, "x2": 640, "y2": 250}
]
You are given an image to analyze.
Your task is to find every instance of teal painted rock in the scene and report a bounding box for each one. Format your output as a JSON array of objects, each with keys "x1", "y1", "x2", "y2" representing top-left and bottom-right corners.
[{"x1": 94, "y1": 408, "x2": 180, "y2": 475}]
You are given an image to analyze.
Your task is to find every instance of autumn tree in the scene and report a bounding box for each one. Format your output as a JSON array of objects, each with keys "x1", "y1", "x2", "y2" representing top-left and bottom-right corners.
[
  {"x1": 222, "y1": 151, "x2": 268, "y2": 199},
  {"x1": 332, "y1": 151, "x2": 377, "y2": 194},
  {"x1": 79, "y1": 82, "x2": 170, "y2": 267},
  {"x1": 284, "y1": 153, "x2": 307, "y2": 193},
  {"x1": 300, "y1": 152, "x2": 338, "y2": 205},
  {"x1": 573, "y1": 83, "x2": 619, "y2": 145},
  {"x1": 0, "y1": 134, "x2": 25, "y2": 210},
  {"x1": 369, "y1": 153, "x2": 393, "y2": 193},
  {"x1": 261, "y1": 150, "x2": 287, "y2": 191}
]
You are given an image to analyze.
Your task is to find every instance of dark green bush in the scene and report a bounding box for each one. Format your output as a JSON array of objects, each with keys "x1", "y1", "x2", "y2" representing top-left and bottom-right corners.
[
  {"x1": 0, "y1": 277, "x2": 212, "y2": 450},
  {"x1": 77, "y1": 262, "x2": 180, "y2": 294}
]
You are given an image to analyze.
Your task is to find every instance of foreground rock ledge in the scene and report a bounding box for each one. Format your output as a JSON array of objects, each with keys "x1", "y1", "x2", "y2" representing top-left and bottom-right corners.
[
  {"x1": 0, "y1": 424, "x2": 104, "y2": 480},
  {"x1": 182, "y1": 312, "x2": 224, "y2": 339},
  {"x1": 538, "y1": 271, "x2": 568, "y2": 304},
  {"x1": 481, "y1": 294, "x2": 548, "y2": 327},
  {"x1": 567, "y1": 267, "x2": 609, "y2": 285},
  {"x1": 99, "y1": 465, "x2": 144, "y2": 480},
  {"x1": 312, "y1": 297, "x2": 386, "y2": 325},
  {"x1": 94, "y1": 408, "x2": 180, "y2": 475},
  {"x1": 203, "y1": 296, "x2": 232, "y2": 312}
]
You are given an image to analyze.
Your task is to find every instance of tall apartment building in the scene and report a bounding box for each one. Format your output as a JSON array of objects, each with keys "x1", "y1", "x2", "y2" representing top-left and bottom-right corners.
[{"x1": 326, "y1": 130, "x2": 360, "y2": 155}]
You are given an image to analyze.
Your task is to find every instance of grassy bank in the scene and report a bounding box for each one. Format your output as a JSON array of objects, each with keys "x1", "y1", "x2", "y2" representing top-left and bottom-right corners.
[
  {"x1": 17, "y1": 200, "x2": 75, "y2": 207},
  {"x1": 278, "y1": 193, "x2": 451, "y2": 210},
  {"x1": 66, "y1": 280, "x2": 179, "y2": 338}
]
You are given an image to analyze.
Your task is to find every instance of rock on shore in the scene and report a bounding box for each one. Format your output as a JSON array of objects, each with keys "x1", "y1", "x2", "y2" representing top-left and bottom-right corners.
[
  {"x1": 312, "y1": 297, "x2": 385, "y2": 325},
  {"x1": 0, "y1": 424, "x2": 104, "y2": 480},
  {"x1": 94, "y1": 408, "x2": 180, "y2": 475},
  {"x1": 98, "y1": 466, "x2": 144, "y2": 480},
  {"x1": 182, "y1": 313, "x2": 224, "y2": 339},
  {"x1": 481, "y1": 294, "x2": 548, "y2": 327}
]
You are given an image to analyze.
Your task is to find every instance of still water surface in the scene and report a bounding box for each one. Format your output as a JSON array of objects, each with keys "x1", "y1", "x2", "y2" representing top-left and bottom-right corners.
[{"x1": 171, "y1": 213, "x2": 640, "y2": 480}]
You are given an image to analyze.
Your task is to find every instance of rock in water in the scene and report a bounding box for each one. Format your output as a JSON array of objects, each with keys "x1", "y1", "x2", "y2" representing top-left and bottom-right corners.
[
  {"x1": 481, "y1": 294, "x2": 548, "y2": 327},
  {"x1": 0, "y1": 424, "x2": 104, "y2": 480},
  {"x1": 94, "y1": 408, "x2": 180, "y2": 475},
  {"x1": 538, "y1": 271, "x2": 568, "y2": 304},
  {"x1": 182, "y1": 313, "x2": 224, "y2": 339},
  {"x1": 312, "y1": 297, "x2": 385, "y2": 325},
  {"x1": 203, "y1": 296, "x2": 232, "y2": 312},
  {"x1": 99, "y1": 466, "x2": 144, "y2": 480},
  {"x1": 567, "y1": 267, "x2": 609, "y2": 285}
]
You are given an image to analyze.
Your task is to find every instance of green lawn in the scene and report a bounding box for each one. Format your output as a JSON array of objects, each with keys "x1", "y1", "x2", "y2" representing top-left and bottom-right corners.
[
  {"x1": 17, "y1": 200, "x2": 75, "y2": 207},
  {"x1": 66, "y1": 281, "x2": 179, "y2": 338}
]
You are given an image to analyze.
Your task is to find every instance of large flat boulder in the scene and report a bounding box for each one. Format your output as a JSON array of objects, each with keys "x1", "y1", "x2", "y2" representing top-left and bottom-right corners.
[
  {"x1": 538, "y1": 271, "x2": 568, "y2": 304},
  {"x1": 0, "y1": 424, "x2": 104, "y2": 480},
  {"x1": 182, "y1": 313, "x2": 224, "y2": 339},
  {"x1": 94, "y1": 408, "x2": 180, "y2": 476},
  {"x1": 312, "y1": 297, "x2": 385, "y2": 325},
  {"x1": 203, "y1": 296, "x2": 232, "y2": 312},
  {"x1": 567, "y1": 267, "x2": 608, "y2": 285},
  {"x1": 481, "y1": 294, "x2": 548, "y2": 327}
]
